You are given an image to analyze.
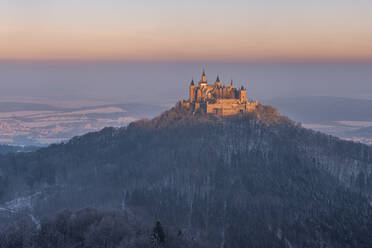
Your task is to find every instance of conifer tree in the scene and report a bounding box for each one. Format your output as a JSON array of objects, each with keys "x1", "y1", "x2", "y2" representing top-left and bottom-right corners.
[{"x1": 151, "y1": 221, "x2": 165, "y2": 248}]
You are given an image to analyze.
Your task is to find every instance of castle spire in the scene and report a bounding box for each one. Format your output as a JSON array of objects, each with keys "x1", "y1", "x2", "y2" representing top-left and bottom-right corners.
[
  {"x1": 201, "y1": 69, "x2": 206, "y2": 83},
  {"x1": 190, "y1": 78, "x2": 195, "y2": 86},
  {"x1": 215, "y1": 75, "x2": 221, "y2": 87}
]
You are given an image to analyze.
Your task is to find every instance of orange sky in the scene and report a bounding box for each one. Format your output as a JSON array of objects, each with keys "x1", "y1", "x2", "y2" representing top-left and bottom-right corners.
[{"x1": 1, "y1": 0, "x2": 372, "y2": 61}]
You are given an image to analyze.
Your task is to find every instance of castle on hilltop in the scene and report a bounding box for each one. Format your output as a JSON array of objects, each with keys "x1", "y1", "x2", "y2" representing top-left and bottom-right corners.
[{"x1": 181, "y1": 70, "x2": 258, "y2": 116}]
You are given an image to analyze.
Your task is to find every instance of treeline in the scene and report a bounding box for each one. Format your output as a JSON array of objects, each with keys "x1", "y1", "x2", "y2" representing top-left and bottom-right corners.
[{"x1": 0, "y1": 208, "x2": 205, "y2": 248}]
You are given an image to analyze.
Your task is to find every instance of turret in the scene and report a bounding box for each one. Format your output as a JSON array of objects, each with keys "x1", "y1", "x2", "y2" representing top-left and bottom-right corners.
[
  {"x1": 215, "y1": 75, "x2": 221, "y2": 87},
  {"x1": 196, "y1": 88, "x2": 202, "y2": 101},
  {"x1": 189, "y1": 79, "x2": 195, "y2": 102},
  {"x1": 199, "y1": 69, "x2": 208, "y2": 87},
  {"x1": 239, "y1": 86, "x2": 246, "y2": 103},
  {"x1": 202, "y1": 69, "x2": 206, "y2": 83}
]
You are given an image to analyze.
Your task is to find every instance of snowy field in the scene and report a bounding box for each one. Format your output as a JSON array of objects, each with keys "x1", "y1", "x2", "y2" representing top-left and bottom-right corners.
[{"x1": 0, "y1": 101, "x2": 166, "y2": 146}]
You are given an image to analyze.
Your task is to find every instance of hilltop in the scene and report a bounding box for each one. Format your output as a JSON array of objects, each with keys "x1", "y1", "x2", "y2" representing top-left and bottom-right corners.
[
  {"x1": 128, "y1": 101, "x2": 289, "y2": 129},
  {"x1": 1, "y1": 102, "x2": 372, "y2": 247}
]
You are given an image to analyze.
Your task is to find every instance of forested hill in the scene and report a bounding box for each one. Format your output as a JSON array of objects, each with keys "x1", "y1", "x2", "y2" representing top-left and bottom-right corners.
[{"x1": 1, "y1": 103, "x2": 372, "y2": 248}]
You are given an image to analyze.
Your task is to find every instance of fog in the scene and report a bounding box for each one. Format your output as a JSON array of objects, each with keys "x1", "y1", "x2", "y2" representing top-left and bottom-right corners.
[{"x1": 1, "y1": 61, "x2": 372, "y2": 105}]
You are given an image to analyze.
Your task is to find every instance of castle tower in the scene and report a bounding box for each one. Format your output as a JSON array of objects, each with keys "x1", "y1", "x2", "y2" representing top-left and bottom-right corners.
[
  {"x1": 216, "y1": 75, "x2": 221, "y2": 87},
  {"x1": 202, "y1": 69, "x2": 206, "y2": 83},
  {"x1": 240, "y1": 86, "x2": 247, "y2": 103},
  {"x1": 189, "y1": 79, "x2": 195, "y2": 102},
  {"x1": 196, "y1": 88, "x2": 202, "y2": 101}
]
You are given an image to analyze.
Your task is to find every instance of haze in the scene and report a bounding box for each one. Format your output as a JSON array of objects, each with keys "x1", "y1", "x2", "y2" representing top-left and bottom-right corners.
[{"x1": 1, "y1": 62, "x2": 372, "y2": 105}]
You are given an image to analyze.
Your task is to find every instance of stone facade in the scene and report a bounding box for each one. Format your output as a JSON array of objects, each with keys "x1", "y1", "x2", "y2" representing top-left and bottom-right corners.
[{"x1": 182, "y1": 71, "x2": 258, "y2": 116}]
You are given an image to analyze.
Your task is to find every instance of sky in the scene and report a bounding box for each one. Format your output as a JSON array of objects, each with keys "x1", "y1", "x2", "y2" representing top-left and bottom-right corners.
[{"x1": 1, "y1": 0, "x2": 372, "y2": 61}]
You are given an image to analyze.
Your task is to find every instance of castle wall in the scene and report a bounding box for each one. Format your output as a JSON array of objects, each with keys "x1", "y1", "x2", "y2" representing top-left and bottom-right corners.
[
  {"x1": 205, "y1": 99, "x2": 258, "y2": 116},
  {"x1": 206, "y1": 99, "x2": 244, "y2": 116},
  {"x1": 246, "y1": 101, "x2": 258, "y2": 111},
  {"x1": 240, "y1": 90, "x2": 246, "y2": 103}
]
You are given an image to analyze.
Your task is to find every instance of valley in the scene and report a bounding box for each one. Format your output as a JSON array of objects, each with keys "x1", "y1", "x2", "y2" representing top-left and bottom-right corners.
[{"x1": 0, "y1": 101, "x2": 166, "y2": 146}]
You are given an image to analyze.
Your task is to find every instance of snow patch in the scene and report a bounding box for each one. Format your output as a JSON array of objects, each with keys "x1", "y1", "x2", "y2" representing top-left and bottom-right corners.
[{"x1": 4, "y1": 192, "x2": 41, "y2": 212}]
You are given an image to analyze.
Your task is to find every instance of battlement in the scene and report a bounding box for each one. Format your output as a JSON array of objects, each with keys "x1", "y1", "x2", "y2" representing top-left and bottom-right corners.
[{"x1": 182, "y1": 71, "x2": 258, "y2": 116}]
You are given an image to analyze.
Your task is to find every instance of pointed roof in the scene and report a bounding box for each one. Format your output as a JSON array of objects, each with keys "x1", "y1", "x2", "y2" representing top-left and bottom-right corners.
[
  {"x1": 216, "y1": 75, "x2": 220, "y2": 82},
  {"x1": 190, "y1": 78, "x2": 195, "y2": 86},
  {"x1": 200, "y1": 69, "x2": 207, "y2": 84}
]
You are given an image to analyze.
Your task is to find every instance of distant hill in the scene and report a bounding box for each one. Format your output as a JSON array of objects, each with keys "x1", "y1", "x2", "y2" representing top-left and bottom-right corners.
[
  {"x1": 266, "y1": 96, "x2": 372, "y2": 123},
  {"x1": 344, "y1": 126, "x2": 372, "y2": 138},
  {"x1": 0, "y1": 144, "x2": 39, "y2": 155},
  {"x1": 1, "y1": 103, "x2": 372, "y2": 247},
  {"x1": 0, "y1": 102, "x2": 59, "y2": 112}
]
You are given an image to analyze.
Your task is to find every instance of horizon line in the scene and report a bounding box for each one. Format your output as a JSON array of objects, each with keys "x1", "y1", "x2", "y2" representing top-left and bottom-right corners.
[{"x1": 1, "y1": 58, "x2": 372, "y2": 64}]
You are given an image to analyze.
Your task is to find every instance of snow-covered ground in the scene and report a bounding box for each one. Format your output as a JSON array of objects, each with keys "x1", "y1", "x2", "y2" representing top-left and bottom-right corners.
[
  {"x1": 0, "y1": 101, "x2": 165, "y2": 146},
  {"x1": 303, "y1": 121, "x2": 372, "y2": 145},
  {"x1": 4, "y1": 192, "x2": 41, "y2": 212}
]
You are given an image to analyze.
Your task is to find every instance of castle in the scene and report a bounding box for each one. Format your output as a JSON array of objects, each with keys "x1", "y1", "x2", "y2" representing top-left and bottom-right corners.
[{"x1": 181, "y1": 71, "x2": 258, "y2": 116}]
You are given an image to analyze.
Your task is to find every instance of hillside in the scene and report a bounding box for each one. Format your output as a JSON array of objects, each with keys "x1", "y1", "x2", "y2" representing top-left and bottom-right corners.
[{"x1": 1, "y1": 103, "x2": 372, "y2": 247}]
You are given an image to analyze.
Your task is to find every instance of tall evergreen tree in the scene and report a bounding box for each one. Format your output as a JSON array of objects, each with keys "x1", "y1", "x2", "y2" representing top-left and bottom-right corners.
[{"x1": 151, "y1": 221, "x2": 165, "y2": 248}]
